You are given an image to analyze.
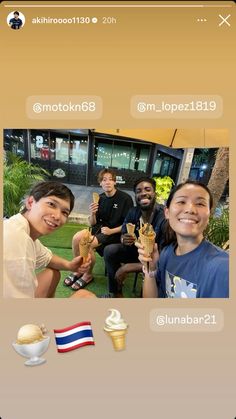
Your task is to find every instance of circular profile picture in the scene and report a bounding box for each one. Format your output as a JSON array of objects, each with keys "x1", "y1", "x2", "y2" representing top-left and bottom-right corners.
[{"x1": 7, "y1": 11, "x2": 25, "y2": 30}]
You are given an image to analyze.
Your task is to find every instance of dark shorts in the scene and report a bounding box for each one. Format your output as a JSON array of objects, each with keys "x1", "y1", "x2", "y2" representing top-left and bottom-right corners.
[{"x1": 91, "y1": 225, "x2": 121, "y2": 256}]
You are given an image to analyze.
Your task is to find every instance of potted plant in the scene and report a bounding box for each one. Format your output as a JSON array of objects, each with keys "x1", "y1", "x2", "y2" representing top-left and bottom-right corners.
[
  {"x1": 4, "y1": 152, "x2": 49, "y2": 218},
  {"x1": 153, "y1": 176, "x2": 175, "y2": 205}
]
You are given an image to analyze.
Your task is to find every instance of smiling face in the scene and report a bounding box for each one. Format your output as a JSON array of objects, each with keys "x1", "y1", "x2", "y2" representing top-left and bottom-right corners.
[
  {"x1": 135, "y1": 181, "x2": 156, "y2": 211},
  {"x1": 164, "y1": 184, "x2": 211, "y2": 241},
  {"x1": 24, "y1": 195, "x2": 70, "y2": 240}
]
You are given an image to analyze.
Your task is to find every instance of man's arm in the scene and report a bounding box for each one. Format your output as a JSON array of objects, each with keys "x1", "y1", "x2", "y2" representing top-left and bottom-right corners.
[
  {"x1": 47, "y1": 254, "x2": 91, "y2": 275},
  {"x1": 88, "y1": 202, "x2": 99, "y2": 226},
  {"x1": 101, "y1": 225, "x2": 122, "y2": 235}
]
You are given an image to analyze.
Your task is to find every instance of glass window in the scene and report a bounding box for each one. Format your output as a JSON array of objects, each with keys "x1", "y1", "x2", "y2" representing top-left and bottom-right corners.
[
  {"x1": 94, "y1": 137, "x2": 150, "y2": 172},
  {"x1": 4, "y1": 129, "x2": 25, "y2": 157},
  {"x1": 153, "y1": 151, "x2": 178, "y2": 178},
  {"x1": 161, "y1": 158, "x2": 171, "y2": 176},
  {"x1": 153, "y1": 154, "x2": 162, "y2": 175},
  {"x1": 112, "y1": 141, "x2": 131, "y2": 169},
  {"x1": 50, "y1": 132, "x2": 69, "y2": 162},
  {"x1": 69, "y1": 135, "x2": 88, "y2": 164},
  {"x1": 94, "y1": 138, "x2": 112, "y2": 167},
  {"x1": 131, "y1": 144, "x2": 149, "y2": 172},
  {"x1": 30, "y1": 130, "x2": 50, "y2": 160}
]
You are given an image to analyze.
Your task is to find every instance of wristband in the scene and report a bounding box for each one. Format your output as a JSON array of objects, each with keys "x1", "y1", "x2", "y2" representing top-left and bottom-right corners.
[
  {"x1": 148, "y1": 270, "x2": 156, "y2": 278},
  {"x1": 142, "y1": 265, "x2": 156, "y2": 278}
]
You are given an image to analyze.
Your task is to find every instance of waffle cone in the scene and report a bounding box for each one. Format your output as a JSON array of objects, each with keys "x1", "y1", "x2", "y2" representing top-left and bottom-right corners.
[
  {"x1": 139, "y1": 234, "x2": 155, "y2": 256},
  {"x1": 79, "y1": 243, "x2": 90, "y2": 262},
  {"x1": 79, "y1": 230, "x2": 92, "y2": 262},
  {"x1": 126, "y1": 223, "x2": 135, "y2": 235},
  {"x1": 139, "y1": 224, "x2": 156, "y2": 257},
  {"x1": 92, "y1": 192, "x2": 99, "y2": 204},
  {"x1": 106, "y1": 329, "x2": 127, "y2": 351}
]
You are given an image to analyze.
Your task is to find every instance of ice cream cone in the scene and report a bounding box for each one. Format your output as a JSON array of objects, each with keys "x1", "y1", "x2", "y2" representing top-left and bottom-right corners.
[
  {"x1": 139, "y1": 224, "x2": 156, "y2": 257},
  {"x1": 139, "y1": 234, "x2": 155, "y2": 256},
  {"x1": 104, "y1": 309, "x2": 128, "y2": 351},
  {"x1": 79, "y1": 230, "x2": 92, "y2": 262},
  {"x1": 106, "y1": 329, "x2": 127, "y2": 351},
  {"x1": 126, "y1": 223, "x2": 135, "y2": 235},
  {"x1": 92, "y1": 192, "x2": 99, "y2": 204},
  {"x1": 79, "y1": 243, "x2": 90, "y2": 263}
]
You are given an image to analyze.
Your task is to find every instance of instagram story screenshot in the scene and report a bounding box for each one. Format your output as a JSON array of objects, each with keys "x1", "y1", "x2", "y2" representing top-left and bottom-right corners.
[{"x1": 0, "y1": 1, "x2": 235, "y2": 419}]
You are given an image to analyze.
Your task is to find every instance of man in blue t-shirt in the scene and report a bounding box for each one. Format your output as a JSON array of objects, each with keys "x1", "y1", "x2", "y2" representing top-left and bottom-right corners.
[
  {"x1": 102, "y1": 177, "x2": 167, "y2": 297},
  {"x1": 9, "y1": 11, "x2": 23, "y2": 30}
]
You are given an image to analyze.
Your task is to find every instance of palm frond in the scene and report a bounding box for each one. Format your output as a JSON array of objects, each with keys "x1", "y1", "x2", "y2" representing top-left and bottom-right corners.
[
  {"x1": 4, "y1": 152, "x2": 50, "y2": 217},
  {"x1": 205, "y1": 206, "x2": 229, "y2": 248}
]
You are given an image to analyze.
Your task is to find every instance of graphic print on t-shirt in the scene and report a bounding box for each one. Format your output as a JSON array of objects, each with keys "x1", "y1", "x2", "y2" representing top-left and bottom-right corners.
[{"x1": 165, "y1": 271, "x2": 197, "y2": 298}]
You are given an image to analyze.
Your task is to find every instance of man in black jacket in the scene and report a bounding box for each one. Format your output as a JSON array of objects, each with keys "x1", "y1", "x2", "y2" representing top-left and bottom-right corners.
[{"x1": 102, "y1": 177, "x2": 167, "y2": 297}]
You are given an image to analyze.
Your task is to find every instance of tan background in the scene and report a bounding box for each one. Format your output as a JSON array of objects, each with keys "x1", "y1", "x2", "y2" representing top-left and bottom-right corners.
[{"x1": 0, "y1": 1, "x2": 235, "y2": 419}]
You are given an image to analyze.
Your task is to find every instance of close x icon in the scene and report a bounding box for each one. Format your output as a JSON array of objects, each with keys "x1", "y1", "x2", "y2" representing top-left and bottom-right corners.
[{"x1": 218, "y1": 14, "x2": 231, "y2": 26}]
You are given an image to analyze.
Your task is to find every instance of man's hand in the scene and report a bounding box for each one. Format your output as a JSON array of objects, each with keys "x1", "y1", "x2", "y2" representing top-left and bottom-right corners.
[
  {"x1": 122, "y1": 233, "x2": 136, "y2": 246},
  {"x1": 101, "y1": 226, "x2": 113, "y2": 235},
  {"x1": 69, "y1": 254, "x2": 91, "y2": 275},
  {"x1": 89, "y1": 202, "x2": 99, "y2": 215}
]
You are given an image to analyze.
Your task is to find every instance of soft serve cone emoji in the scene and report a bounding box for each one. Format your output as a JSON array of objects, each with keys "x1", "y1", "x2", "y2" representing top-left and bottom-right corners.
[{"x1": 104, "y1": 309, "x2": 128, "y2": 351}]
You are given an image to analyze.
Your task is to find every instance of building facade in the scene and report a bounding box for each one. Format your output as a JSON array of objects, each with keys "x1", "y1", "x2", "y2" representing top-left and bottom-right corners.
[{"x1": 4, "y1": 129, "x2": 185, "y2": 189}]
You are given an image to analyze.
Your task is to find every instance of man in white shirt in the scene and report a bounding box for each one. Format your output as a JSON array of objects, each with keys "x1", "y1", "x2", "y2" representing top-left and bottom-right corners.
[{"x1": 3, "y1": 181, "x2": 90, "y2": 298}]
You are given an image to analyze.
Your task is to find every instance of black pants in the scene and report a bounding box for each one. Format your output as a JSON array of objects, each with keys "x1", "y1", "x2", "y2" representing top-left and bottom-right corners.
[{"x1": 103, "y1": 243, "x2": 139, "y2": 293}]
